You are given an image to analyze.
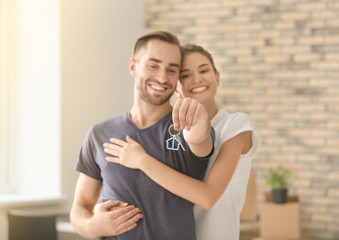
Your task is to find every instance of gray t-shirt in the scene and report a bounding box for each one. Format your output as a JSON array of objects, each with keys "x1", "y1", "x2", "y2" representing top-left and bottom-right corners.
[{"x1": 75, "y1": 111, "x2": 214, "y2": 240}]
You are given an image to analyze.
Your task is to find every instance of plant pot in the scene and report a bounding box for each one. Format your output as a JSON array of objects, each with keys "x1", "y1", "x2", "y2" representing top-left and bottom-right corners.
[{"x1": 271, "y1": 188, "x2": 288, "y2": 204}]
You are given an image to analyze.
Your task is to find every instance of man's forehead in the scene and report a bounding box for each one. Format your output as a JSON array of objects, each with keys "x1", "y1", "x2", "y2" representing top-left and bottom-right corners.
[
  {"x1": 137, "y1": 40, "x2": 181, "y2": 64},
  {"x1": 145, "y1": 39, "x2": 179, "y2": 50}
]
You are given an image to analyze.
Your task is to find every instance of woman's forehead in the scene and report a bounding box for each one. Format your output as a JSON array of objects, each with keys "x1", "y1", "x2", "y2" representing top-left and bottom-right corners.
[{"x1": 182, "y1": 52, "x2": 211, "y2": 68}]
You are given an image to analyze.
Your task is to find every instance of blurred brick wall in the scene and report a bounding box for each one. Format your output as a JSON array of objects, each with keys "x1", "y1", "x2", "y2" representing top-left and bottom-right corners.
[{"x1": 144, "y1": 0, "x2": 339, "y2": 239}]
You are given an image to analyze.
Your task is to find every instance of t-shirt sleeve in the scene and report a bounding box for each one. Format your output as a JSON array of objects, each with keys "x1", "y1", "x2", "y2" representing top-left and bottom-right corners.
[
  {"x1": 222, "y1": 112, "x2": 260, "y2": 159},
  {"x1": 74, "y1": 126, "x2": 103, "y2": 181},
  {"x1": 202, "y1": 126, "x2": 216, "y2": 159}
]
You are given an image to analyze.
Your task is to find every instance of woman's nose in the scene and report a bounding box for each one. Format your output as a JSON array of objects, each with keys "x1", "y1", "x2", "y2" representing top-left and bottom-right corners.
[{"x1": 192, "y1": 72, "x2": 201, "y2": 83}]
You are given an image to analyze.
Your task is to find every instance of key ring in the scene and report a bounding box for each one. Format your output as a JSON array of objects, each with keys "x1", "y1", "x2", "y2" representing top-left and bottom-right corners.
[
  {"x1": 166, "y1": 124, "x2": 186, "y2": 151},
  {"x1": 168, "y1": 124, "x2": 181, "y2": 137}
]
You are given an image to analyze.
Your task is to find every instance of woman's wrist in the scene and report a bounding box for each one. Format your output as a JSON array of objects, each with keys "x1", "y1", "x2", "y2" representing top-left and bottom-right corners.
[{"x1": 136, "y1": 152, "x2": 153, "y2": 172}]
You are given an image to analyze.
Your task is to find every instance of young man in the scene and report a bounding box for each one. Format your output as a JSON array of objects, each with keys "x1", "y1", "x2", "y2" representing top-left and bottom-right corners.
[{"x1": 70, "y1": 31, "x2": 214, "y2": 240}]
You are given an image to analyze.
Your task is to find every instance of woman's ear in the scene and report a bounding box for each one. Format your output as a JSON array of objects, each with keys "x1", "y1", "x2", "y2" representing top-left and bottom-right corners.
[
  {"x1": 175, "y1": 89, "x2": 183, "y2": 99},
  {"x1": 216, "y1": 72, "x2": 221, "y2": 87},
  {"x1": 176, "y1": 81, "x2": 184, "y2": 99},
  {"x1": 129, "y1": 58, "x2": 136, "y2": 76}
]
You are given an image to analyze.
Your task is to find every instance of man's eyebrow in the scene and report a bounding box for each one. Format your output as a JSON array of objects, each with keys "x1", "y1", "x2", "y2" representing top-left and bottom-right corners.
[
  {"x1": 148, "y1": 58, "x2": 162, "y2": 63},
  {"x1": 180, "y1": 69, "x2": 189, "y2": 73},
  {"x1": 169, "y1": 63, "x2": 180, "y2": 68},
  {"x1": 148, "y1": 58, "x2": 180, "y2": 68}
]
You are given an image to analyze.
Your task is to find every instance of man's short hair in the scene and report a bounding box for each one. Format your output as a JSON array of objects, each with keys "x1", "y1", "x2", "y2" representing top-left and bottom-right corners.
[{"x1": 133, "y1": 31, "x2": 181, "y2": 57}]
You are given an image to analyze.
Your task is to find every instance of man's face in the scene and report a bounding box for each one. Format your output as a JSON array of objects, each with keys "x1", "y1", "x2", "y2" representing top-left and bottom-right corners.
[{"x1": 130, "y1": 39, "x2": 181, "y2": 105}]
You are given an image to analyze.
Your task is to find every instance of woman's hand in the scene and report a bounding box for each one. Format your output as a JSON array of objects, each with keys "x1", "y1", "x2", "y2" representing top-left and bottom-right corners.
[
  {"x1": 172, "y1": 97, "x2": 209, "y2": 133},
  {"x1": 172, "y1": 97, "x2": 212, "y2": 157},
  {"x1": 103, "y1": 136, "x2": 147, "y2": 169}
]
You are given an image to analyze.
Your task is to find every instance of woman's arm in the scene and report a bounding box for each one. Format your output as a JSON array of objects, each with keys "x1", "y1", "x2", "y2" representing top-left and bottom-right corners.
[{"x1": 104, "y1": 131, "x2": 252, "y2": 210}]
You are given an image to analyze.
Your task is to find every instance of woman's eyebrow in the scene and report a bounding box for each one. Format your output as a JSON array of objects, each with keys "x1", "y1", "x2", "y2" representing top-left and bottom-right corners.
[
  {"x1": 180, "y1": 63, "x2": 209, "y2": 73},
  {"x1": 199, "y1": 63, "x2": 209, "y2": 68}
]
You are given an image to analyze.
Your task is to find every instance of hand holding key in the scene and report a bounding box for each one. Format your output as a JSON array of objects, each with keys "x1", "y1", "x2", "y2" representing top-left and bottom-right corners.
[{"x1": 172, "y1": 97, "x2": 210, "y2": 147}]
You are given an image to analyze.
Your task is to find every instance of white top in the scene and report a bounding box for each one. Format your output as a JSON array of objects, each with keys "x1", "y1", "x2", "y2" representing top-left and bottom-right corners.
[{"x1": 194, "y1": 110, "x2": 260, "y2": 240}]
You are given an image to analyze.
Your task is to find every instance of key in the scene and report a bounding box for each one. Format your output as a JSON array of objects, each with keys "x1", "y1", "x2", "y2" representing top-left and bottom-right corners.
[{"x1": 174, "y1": 133, "x2": 185, "y2": 151}]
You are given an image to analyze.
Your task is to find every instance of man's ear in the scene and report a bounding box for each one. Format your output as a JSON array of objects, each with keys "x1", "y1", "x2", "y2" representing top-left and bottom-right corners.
[{"x1": 129, "y1": 58, "x2": 136, "y2": 77}]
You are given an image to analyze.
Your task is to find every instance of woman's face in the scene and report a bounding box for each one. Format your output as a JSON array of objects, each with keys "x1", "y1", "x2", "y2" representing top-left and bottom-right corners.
[{"x1": 178, "y1": 52, "x2": 220, "y2": 104}]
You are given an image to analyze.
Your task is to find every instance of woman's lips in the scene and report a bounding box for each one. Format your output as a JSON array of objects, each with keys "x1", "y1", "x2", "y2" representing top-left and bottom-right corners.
[{"x1": 191, "y1": 86, "x2": 208, "y2": 94}]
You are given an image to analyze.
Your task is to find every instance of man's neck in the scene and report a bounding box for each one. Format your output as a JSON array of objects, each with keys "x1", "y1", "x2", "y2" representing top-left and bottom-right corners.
[{"x1": 130, "y1": 100, "x2": 173, "y2": 129}]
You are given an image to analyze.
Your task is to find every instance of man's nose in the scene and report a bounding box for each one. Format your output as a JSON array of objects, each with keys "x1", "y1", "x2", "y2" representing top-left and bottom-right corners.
[{"x1": 157, "y1": 68, "x2": 168, "y2": 83}]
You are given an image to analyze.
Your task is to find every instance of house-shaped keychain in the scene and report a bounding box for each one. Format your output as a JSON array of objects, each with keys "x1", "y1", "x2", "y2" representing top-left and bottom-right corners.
[{"x1": 166, "y1": 124, "x2": 186, "y2": 151}]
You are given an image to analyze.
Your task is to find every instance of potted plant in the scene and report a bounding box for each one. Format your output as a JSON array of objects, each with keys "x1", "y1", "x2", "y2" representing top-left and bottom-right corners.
[{"x1": 266, "y1": 165, "x2": 292, "y2": 204}]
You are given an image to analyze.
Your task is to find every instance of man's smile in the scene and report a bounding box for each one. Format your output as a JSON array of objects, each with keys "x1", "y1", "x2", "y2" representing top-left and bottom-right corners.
[{"x1": 148, "y1": 83, "x2": 170, "y2": 93}]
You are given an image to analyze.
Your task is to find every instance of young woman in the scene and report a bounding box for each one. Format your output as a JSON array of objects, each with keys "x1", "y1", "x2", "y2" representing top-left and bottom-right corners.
[{"x1": 104, "y1": 44, "x2": 260, "y2": 240}]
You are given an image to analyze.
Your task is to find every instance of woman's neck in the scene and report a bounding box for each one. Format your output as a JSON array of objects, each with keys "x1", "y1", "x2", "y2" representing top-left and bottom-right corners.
[{"x1": 203, "y1": 100, "x2": 219, "y2": 122}]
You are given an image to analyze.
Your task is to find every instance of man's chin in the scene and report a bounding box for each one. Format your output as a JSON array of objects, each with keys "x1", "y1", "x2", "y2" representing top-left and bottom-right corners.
[
  {"x1": 143, "y1": 95, "x2": 171, "y2": 106},
  {"x1": 149, "y1": 98, "x2": 170, "y2": 106}
]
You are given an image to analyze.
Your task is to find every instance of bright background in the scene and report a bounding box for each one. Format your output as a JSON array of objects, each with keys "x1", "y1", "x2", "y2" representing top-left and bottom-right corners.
[{"x1": 1, "y1": 0, "x2": 339, "y2": 239}]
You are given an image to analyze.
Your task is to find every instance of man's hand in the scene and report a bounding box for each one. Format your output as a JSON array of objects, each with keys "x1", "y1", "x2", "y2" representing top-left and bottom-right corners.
[
  {"x1": 70, "y1": 174, "x2": 143, "y2": 238},
  {"x1": 89, "y1": 200, "x2": 143, "y2": 237}
]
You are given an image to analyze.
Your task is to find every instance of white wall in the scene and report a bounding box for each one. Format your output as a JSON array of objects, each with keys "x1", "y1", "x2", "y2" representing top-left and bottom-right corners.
[
  {"x1": 60, "y1": 0, "x2": 144, "y2": 207},
  {"x1": 1, "y1": 1, "x2": 61, "y2": 239},
  {"x1": 5, "y1": 0, "x2": 144, "y2": 203},
  {"x1": 1, "y1": 1, "x2": 144, "y2": 239},
  {"x1": 9, "y1": 0, "x2": 61, "y2": 195}
]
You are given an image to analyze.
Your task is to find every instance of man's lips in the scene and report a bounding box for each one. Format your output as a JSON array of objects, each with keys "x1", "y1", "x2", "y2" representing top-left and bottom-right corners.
[{"x1": 148, "y1": 83, "x2": 169, "y2": 93}]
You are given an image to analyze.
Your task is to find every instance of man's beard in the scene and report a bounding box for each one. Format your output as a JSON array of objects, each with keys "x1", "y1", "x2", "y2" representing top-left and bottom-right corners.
[{"x1": 138, "y1": 79, "x2": 176, "y2": 106}]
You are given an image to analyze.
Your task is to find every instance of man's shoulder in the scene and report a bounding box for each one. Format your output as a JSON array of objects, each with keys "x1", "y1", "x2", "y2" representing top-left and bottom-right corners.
[{"x1": 92, "y1": 112, "x2": 128, "y2": 131}]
